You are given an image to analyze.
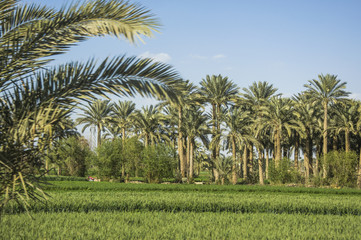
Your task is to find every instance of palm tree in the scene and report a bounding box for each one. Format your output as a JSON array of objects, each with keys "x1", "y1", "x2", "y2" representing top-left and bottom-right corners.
[
  {"x1": 241, "y1": 81, "x2": 278, "y2": 183},
  {"x1": 259, "y1": 97, "x2": 294, "y2": 168},
  {"x1": 304, "y1": 74, "x2": 350, "y2": 178},
  {"x1": 292, "y1": 93, "x2": 321, "y2": 181},
  {"x1": 77, "y1": 100, "x2": 113, "y2": 147},
  {"x1": 133, "y1": 105, "x2": 166, "y2": 147},
  {"x1": 183, "y1": 106, "x2": 209, "y2": 181},
  {"x1": 224, "y1": 107, "x2": 258, "y2": 184},
  {"x1": 199, "y1": 74, "x2": 239, "y2": 181},
  {"x1": 112, "y1": 100, "x2": 136, "y2": 141},
  {"x1": 0, "y1": 0, "x2": 181, "y2": 210},
  {"x1": 332, "y1": 100, "x2": 358, "y2": 153},
  {"x1": 242, "y1": 81, "x2": 279, "y2": 107},
  {"x1": 355, "y1": 102, "x2": 361, "y2": 188},
  {"x1": 161, "y1": 80, "x2": 200, "y2": 178}
]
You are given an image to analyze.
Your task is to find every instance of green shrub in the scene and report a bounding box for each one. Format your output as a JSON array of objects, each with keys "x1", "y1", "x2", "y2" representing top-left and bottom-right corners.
[
  {"x1": 95, "y1": 138, "x2": 124, "y2": 179},
  {"x1": 142, "y1": 144, "x2": 177, "y2": 183},
  {"x1": 53, "y1": 136, "x2": 93, "y2": 177},
  {"x1": 324, "y1": 151, "x2": 358, "y2": 187},
  {"x1": 269, "y1": 158, "x2": 303, "y2": 184},
  {"x1": 122, "y1": 137, "x2": 144, "y2": 178}
]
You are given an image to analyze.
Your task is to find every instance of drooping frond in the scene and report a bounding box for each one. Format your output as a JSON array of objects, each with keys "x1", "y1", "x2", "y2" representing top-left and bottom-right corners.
[{"x1": 0, "y1": 0, "x2": 160, "y2": 89}]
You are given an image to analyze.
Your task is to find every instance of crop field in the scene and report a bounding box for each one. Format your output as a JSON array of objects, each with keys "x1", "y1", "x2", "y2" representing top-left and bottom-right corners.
[{"x1": 2, "y1": 182, "x2": 361, "y2": 239}]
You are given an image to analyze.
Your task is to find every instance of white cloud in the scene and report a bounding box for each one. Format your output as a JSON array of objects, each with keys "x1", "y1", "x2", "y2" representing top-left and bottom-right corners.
[
  {"x1": 212, "y1": 54, "x2": 226, "y2": 59},
  {"x1": 190, "y1": 54, "x2": 207, "y2": 60},
  {"x1": 190, "y1": 54, "x2": 226, "y2": 60},
  {"x1": 139, "y1": 51, "x2": 171, "y2": 63}
]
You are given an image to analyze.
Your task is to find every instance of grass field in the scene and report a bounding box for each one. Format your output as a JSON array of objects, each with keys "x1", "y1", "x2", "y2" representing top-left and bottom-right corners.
[{"x1": 2, "y1": 181, "x2": 361, "y2": 239}]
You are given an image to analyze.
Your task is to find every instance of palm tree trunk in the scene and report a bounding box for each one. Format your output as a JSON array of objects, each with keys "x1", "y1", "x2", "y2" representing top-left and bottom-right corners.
[
  {"x1": 122, "y1": 128, "x2": 126, "y2": 142},
  {"x1": 276, "y1": 129, "x2": 282, "y2": 167},
  {"x1": 333, "y1": 135, "x2": 337, "y2": 151},
  {"x1": 265, "y1": 149, "x2": 269, "y2": 179},
  {"x1": 212, "y1": 104, "x2": 219, "y2": 182},
  {"x1": 232, "y1": 138, "x2": 237, "y2": 185},
  {"x1": 97, "y1": 124, "x2": 101, "y2": 147},
  {"x1": 189, "y1": 139, "x2": 194, "y2": 181},
  {"x1": 249, "y1": 143, "x2": 253, "y2": 176},
  {"x1": 178, "y1": 106, "x2": 186, "y2": 178},
  {"x1": 144, "y1": 134, "x2": 149, "y2": 147},
  {"x1": 306, "y1": 136, "x2": 313, "y2": 176},
  {"x1": 357, "y1": 146, "x2": 361, "y2": 188},
  {"x1": 304, "y1": 151, "x2": 310, "y2": 183},
  {"x1": 322, "y1": 102, "x2": 328, "y2": 178},
  {"x1": 294, "y1": 134, "x2": 299, "y2": 170},
  {"x1": 216, "y1": 104, "x2": 221, "y2": 159},
  {"x1": 243, "y1": 144, "x2": 248, "y2": 181},
  {"x1": 345, "y1": 129, "x2": 350, "y2": 152},
  {"x1": 186, "y1": 137, "x2": 190, "y2": 179},
  {"x1": 258, "y1": 149, "x2": 264, "y2": 185},
  {"x1": 315, "y1": 142, "x2": 320, "y2": 177}
]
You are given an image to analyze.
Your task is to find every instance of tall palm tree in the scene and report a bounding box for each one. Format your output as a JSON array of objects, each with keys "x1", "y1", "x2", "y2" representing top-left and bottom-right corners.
[
  {"x1": 292, "y1": 93, "x2": 321, "y2": 181},
  {"x1": 242, "y1": 81, "x2": 279, "y2": 108},
  {"x1": 77, "y1": 100, "x2": 113, "y2": 147},
  {"x1": 0, "y1": 0, "x2": 181, "y2": 210},
  {"x1": 112, "y1": 100, "x2": 136, "y2": 141},
  {"x1": 332, "y1": 100, "x2": 358, "y2": 153},
  {"x1": 183, "y1": 106, "x2": 210, "y2": 181},
  {"x1": 355, "y1": 102, "x2": 361, "y2": 188},
  {"x1": 133, "y1": 105, "x2": 166, "y2": 147},
  {"x1": 199, "y1": 74, "x2": 239, "y2": 181},
  {"x1": 304, "y1": 74, "x2": 350, "y2": 178},
  {"x1": 161, "y1": 80, "x2": 200, "y2": 178},
  {"x1": 241, "y1": 81, "x2": 278, "y2": 183},
  {"x1": 259, "y1": 97, "x2": 294, "y2": 167},
  {"x1": 224, "y1": 107, "x2": 258, "y2": 184}
]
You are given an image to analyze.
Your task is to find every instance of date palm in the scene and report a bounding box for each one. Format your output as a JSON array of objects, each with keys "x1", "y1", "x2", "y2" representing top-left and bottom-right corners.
[
  {"x1": 0, "y1": 0, "x2": 181, "y2": 211},
  {"x1": 133, "y1": 105, "x2": 166, "y2": 147},
  {"x1": 304, "y1": 74, "x2": 350, "y2": 178},
  {"x1": 224, "y1": 107, "x2": 258, "y2": 184},
  {"x1": 242, "y1": 81, "x2": 278, "y2": 183},
  {"x1": 259, "y1": 97, "x2": 294, "y2": 167},
  {"x1": 161, "y1": 80, "x2": 199, "y2": 177},
  {"x1": 332, "y1": 100, "x2": 358, "y2": 153},
  {"x1": 355, "y1": 102, "x2": 361, "y2": 188},
  {"x1": 199, "y1": 74, "x2": 239, "y2": 181},
  {"x1": 183, "y1": 106, "x2": 209, "y2": 181},
  {"x1": 77, "y1": 100, "x2": 113, "y2": 147},
  {"x1": 112, "y1": 100, "x2": 136, "y2": 141},
  {"x1": 292, "y1": 93, "x2": 321, "y2": 180}
]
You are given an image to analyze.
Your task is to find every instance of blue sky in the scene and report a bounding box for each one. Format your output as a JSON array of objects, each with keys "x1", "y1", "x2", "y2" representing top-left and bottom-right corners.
[{"x1": 23, "y1": 0, "x2": 361, "y2": 103}]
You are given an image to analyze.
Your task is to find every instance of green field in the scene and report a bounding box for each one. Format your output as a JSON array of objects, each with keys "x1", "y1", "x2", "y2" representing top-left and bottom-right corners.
[{"x1": 2, "y1": 182, "x2": 361, "y2": 239}]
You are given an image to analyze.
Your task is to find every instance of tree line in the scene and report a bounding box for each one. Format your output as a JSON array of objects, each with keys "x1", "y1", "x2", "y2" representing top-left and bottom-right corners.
[{"x1": 65, "y1": 74, "x2": 361, "y2": 187}]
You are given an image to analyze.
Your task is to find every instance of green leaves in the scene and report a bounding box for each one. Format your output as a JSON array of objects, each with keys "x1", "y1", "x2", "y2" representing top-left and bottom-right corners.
[{"x1": 0, "y1": 0, "x2": 180, "y2": 214}]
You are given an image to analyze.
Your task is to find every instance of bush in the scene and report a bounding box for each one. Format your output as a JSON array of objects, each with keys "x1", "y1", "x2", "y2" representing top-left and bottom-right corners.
[
  {"x1": 54, "y1": 136, "x2": 93, "y2": 177},
  {"x1": 142, "y1": 144, "x2": 177, "y2": 183},
  {"x1": 269, "y1": 158, "x2": 303, "y2": 184},
  {"x1": 123, "y1": 137, "x2": 144, "y2": 178},
  {"x1": 324, "y1": 151, "x2": 358, "y2": 187},
  {"x1": 95, "y1": 138, "x2": 124, "y2": 179}
]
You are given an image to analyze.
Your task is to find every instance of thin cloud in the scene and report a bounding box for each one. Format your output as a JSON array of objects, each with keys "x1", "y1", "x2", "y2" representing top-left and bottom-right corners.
[
  {"x1": 190, "y1": 54, "x2": 208, "y2": 60},
  {"x1": 139, "y1": 51, "x2": 171, "y2": 63},
  {"x1": 212, "y1": 54, "x2": 226, "y2": 59},
  {"x1": 190, "y1": 54, "x2": 226, "y2": 60}
]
